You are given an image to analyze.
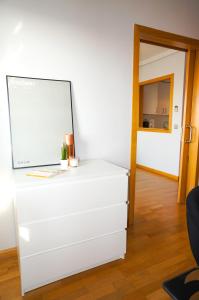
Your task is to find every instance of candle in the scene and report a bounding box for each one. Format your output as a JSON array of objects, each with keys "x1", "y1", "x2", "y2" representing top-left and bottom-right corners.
[
  {"x1": 65, "y1": 134, "x2": 74, "y2": 146},
  {"x1": 70, "y1": 158, "x2": 79, "y2": 167},
  {"x1": 65, "y1": 134, "x2": 74, "y2": 158}
]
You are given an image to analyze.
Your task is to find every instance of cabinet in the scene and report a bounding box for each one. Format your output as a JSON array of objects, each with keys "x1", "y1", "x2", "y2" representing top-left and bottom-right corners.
[
  {"x1": 13, "y1": 160, "x2": 128, "y2": 295},
  {"x1": 142, "y1": 83, "x2": 158, "y2": 115},
  {"x1": 140, "y1": 74, "x2": 173, "y2": 130},
  {"x1": 142, "y1": 81, "x2": 169, "y2": 115}
]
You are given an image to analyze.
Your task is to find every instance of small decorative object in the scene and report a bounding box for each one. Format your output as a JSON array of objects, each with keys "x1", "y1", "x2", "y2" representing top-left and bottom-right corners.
[
  {"x1": 149, "y1": 119, "x2": 155, "y2": 128},
  {"x1": 60, "y1": 143, "x2": 69, "y2": 170},
  {"x1": 143, "y1": 119, "x2": 149, "y2": 128},
  {"x1": 70, "y1": 157, "x2": 79, "y2": 167},
  {"x1": 174, "y1": 105, "x2": 179, "y2": 112},
  {"x1": 163, "y1": 121, "x2": 168, "y2": 129},
  {"x1": 65, "y1": 133, "x2": 75, "y2": 166},
  {"x1": 65, "y1": 133, "x2": 74, "y2": 157}
]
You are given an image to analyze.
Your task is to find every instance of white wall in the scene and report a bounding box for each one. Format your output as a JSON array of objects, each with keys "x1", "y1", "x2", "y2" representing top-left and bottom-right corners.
[
  {"x1": 137, "y1": 51, "x2": 186, "y2": 175},
  {"x1": 0, "y1": 0, "x2": 199, "y2": 249}
]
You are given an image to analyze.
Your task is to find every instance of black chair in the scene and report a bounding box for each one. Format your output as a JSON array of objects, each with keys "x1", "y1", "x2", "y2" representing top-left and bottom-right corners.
[{"x1": 163, "y1": 186, "x2": 199, "y2": 300}]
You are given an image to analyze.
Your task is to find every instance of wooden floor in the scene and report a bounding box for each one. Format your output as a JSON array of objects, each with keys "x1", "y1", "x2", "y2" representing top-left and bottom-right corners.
[{"x1": 0, "y1": 169, "x2": 195, "y2": 299}]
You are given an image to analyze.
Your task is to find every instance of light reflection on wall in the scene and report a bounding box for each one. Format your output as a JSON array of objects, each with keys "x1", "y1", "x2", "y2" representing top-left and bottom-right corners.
[
  {"x1": 0, "y1": 20, "x2": 24, "y2": 70},
  {"x1": 13, "y1": 21, "x2": 23, "y2": 35},
  {"x1": 19, "y1": 226, "x2": 30, "y2": 242}
]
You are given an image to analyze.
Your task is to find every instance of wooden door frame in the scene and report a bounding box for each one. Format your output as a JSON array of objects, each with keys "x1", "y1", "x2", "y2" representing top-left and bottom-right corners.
[{"x1": 129, "y1": 24, "x2": 199, "y2": 225}]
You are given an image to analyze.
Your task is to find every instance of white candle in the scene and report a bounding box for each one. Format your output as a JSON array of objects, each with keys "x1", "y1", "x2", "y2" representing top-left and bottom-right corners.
[{"x1": 70, "y1": 158, "x2": 79, "y2": 167}]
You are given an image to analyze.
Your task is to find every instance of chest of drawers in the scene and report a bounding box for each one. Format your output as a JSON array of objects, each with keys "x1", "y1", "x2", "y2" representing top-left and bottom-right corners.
[{"x1": 13, "y1": 160, "x2": 129, "y2": 295}]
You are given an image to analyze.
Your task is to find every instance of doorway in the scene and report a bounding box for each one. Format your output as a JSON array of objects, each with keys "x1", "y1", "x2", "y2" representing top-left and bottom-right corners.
[
  {"x1": 137, "y1": 42, "x2": 185, "y2": 180},
  {"x1": 129, "y1": 25, "x2": 199, "y2": 225}
]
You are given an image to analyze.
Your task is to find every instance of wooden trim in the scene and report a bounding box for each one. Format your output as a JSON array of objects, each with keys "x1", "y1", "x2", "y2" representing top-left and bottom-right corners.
[
  {"x1": 139, "y1": 85, "x2": 143, "y2": 128},
  {"x1": 139, "y1": 73, "x2": 173, "y2": 86},
  {"x1": 186, "y1": 50, "x2": 199, "y2": 194},
  {"x1": 0, "y1": 247, "x2": 17, "y2": 256},
  {"x1": 169, "y1": 73, "x2": 174, "y2": 133},
  {"x1": 136, "y1": 164, "x2": 179, "y2": 181},
  {"x1": 137, "y1": 24, "x2": 199, "y2": 50},
  {"x1": 129, "y1": 24, "x2": 199, "y2": 225},
  {"x1": 139, "y1": 73, "x2": 174, "y2": 133},
  {"x1": 138, "y1": 128, "x2": 172, "y2": 133},
  {"x1": 128, "y1": 25, "x2": 140, "y2": 226},
  {"x1": 177, "y1": 50, "x2": 196, "y2": 202}
]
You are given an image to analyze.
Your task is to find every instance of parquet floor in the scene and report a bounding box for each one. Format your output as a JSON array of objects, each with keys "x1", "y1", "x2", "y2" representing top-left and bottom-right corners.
[{"x1": 0, "y1": 169, "x2": 195, "y2": 299}]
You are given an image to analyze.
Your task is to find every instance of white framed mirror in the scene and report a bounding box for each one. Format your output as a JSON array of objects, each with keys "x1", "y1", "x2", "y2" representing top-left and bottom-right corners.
[{"x1": 7, "y1": 76, "x2": 74, "y2": 169}]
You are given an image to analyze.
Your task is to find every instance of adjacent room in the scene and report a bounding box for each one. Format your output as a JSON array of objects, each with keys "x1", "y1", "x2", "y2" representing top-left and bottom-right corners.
[
  {"x1": 1, "y1": 1, "x2": 199, "y2": 300},
  {"x1": 137, "y1": 43, "x2": 185, "y2": 180}
]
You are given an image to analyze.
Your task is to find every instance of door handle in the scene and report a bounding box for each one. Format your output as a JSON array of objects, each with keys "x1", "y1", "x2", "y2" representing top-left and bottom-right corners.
[{"x1": 185, "y1": 124, "x2": 193, "y2": 143}]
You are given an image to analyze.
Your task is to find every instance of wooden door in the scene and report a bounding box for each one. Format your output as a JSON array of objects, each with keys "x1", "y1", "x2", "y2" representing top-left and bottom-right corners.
[
  {"x1": 185, "y1": 50, "x2": 199, "y2": 194},
  {"x1": 129, "y1": 25, "x2": 199, "y2": 225},
  {"x1": 178, "y1": 50, "x2": 196, "y2": 202}
]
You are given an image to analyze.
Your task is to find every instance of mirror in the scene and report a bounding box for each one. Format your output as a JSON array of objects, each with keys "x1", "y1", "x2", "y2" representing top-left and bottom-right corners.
[
  {"x1": 7, "y1": 76, "x2": 74, "y2": 169},
  {"x1": 139, "y1": 74, "x2": 173, "y2": 131}
]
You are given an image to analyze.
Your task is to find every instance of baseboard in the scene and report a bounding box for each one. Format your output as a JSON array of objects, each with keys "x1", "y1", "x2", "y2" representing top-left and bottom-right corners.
[
  {"x1": 0, "y1": 247, "x2": 17, "y2": 256},
  {"x1": 136, "y1": 164, "x2": 179, "y2": 181}
]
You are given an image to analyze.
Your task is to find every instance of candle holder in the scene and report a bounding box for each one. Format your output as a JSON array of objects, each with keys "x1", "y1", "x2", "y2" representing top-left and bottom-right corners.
[{"x1": 65, "y1": 134, "x2": 75, "y2": 165}]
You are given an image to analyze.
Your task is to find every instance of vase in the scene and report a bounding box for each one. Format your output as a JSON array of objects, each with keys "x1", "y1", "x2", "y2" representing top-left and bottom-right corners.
[{"x1": 60, "y1": 159, "x2": 69, "y2": 170}]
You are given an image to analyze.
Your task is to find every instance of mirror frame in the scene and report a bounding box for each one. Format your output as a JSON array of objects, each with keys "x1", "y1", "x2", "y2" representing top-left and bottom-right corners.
[{"x1": 6, "y1": 75, "x2": 75, "y2": 169}]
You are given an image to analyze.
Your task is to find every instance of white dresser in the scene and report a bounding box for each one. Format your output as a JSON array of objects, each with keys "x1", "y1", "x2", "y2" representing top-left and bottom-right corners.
[{"x1": 13, "y1": 160, "x2": 129, "y2": 295}]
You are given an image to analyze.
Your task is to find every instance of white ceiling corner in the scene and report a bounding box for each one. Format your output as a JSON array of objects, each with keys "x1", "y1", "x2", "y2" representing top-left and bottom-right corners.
[{"x1": 139, "y1": 43, "x2": 178, "y2": 66}]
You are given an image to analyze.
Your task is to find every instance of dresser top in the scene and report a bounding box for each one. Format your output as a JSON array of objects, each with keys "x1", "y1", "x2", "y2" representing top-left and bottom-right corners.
[{"x1": 13, "y1": 160, "x2": 129, "y2": 188}]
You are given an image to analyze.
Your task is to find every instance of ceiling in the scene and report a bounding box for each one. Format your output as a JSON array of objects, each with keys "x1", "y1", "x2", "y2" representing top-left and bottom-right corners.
[{"x1": 140, "y1": 42, "x2": 170, "y2": 62}]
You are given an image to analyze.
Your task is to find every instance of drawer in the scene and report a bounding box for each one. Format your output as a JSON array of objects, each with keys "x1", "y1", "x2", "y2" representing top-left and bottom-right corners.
[
  {"x1": 19, "y1": 203, "x2": 127, "y2": 257},
  {"x1": 15, "y1": 175, "x2": 128, "y2": 223},
  {"x1": 20, "y1": 230, "x2": 126, "y2": 293}
]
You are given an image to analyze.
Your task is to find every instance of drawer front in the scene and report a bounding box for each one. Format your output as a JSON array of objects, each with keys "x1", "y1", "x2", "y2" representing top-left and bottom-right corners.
[
  {"x1": 21, "y1": 231, "x2": 126, "y2": 293},
  {"x1": 16, "y1": 175, "x2": 128, "y2": 223},
  {"x1": 19, "y1": 203, "x2": 127, "y2": 257}
]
